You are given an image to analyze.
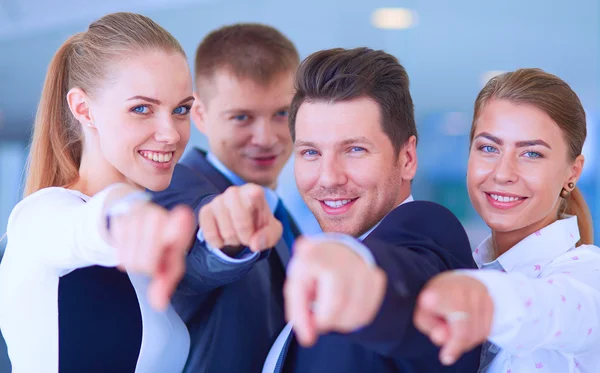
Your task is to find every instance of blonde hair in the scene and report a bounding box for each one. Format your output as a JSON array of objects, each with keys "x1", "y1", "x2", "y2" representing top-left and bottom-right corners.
[
  {"x1": 24, "y1": 12, "x2": 185, "y2": 197},
  {"x1": 471, "y1": 68, "x2": 593, "y2": 245}
]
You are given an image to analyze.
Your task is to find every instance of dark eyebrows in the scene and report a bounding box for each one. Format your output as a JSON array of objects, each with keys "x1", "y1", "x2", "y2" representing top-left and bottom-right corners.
[
  {"x1": 474, "y1": 132, "x2": 551, "y2": 149},
  {"x1": 127, "y1": 95, "x2": 195, "y2": 106}
]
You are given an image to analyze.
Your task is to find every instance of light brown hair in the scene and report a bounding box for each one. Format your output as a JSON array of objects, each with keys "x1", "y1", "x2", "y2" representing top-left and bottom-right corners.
[
  {"x1": 24, "y1": 12, "x2": 185, "y2": 197},
  {"x1": 194, "y1": 23, "x2": 299, "y2": 95},
  {"x1": 288, "y1": 47, "x2": 417, "y2": 156},
  {"x1": 471, "y1": 68, "x2": 593, "y2": 245}
]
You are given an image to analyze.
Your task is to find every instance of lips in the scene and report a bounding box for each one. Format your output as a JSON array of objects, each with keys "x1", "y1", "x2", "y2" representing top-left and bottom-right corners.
[
  {"x1": 319, "y1": 198, "x2": 358, "y2": 215},
  {"x1": 248, "y1": 154, "x2": 278, "y2": 166},
  {"x1": 139, "y1": 150, "x2": 174, "y2": 163},
  {"x1": 485, "y1": 192, "x2": 527, "y2": 210},
  {"x1": 323, "y1": 199, "x2": 354, "y2": 208}
]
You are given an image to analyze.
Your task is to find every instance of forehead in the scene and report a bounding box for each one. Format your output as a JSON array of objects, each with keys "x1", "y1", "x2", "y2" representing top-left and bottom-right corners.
[
  {"x1": 202, "y1": 69, "x2": 294, "y2": 111},
  {"x1": 295, "y1": 97, "x2": 384, "y2": 145},
  {"x1": 104, "y1": 50, "x2": 191, "y2": 101},
  {"x1": 476, "y1": 99, "x2": 564, "y2": 145}
]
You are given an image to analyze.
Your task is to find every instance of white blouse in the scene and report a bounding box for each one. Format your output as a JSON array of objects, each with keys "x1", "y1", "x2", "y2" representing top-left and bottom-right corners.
[
  {"x1": 463, "y1": 216, "x2": 600, "y2": 373},
  {"x1": 0, "y1": 186, "x2": 189, "y2": 372}
]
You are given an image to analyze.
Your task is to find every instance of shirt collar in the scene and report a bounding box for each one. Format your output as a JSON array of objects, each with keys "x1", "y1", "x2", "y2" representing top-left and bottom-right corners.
[
  {"x1": 206, "y1": 151, "x2": 279, "y2": 213},
  {"x1": 358, "y1": 195, "x2": 414, "y2": 241},
  {"x1": 474, "y1": 216, "x2": 581, "y2": 277}
]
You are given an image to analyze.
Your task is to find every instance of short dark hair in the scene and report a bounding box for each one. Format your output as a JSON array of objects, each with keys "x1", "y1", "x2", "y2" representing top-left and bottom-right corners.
[
  {"x1": 289, "y1": 47, "x2": 417, "y2": 155},
  {"x1": 194, "y1": 23, "x2": 299, "y2": 91}
]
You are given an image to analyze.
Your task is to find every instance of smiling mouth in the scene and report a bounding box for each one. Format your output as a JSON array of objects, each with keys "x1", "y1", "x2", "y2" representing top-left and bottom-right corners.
[
  {"x1": 485, "y1": 192, "x2": 528, "y2": 210},
  {"x1": 487, "y1": 193, "x2": 527, "y2": 202},
  {"x1": 138, "y1": 150, "x2": 174, "y2": 163},
  {"x1": 322, "y1": 199, "x2": 356, "y2": 208}
]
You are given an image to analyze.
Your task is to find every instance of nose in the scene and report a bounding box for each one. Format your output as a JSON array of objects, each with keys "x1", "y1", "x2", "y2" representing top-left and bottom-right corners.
[
  {"x1": 318, "y1": 153, "x2": 348, "y2": 188},
  {"x1": 250, "y1": 118, "x2": 277, "y2": 148},
  {"x1": 493, "y1": 153, "x2": 519, "y2": 184},
  {"x1": 154, "y1": 117, "x2": 181, "y2": 144}
]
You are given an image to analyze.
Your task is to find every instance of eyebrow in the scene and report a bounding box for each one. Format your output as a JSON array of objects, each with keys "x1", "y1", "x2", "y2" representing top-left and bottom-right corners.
[
  {"x1": 295, "y1": 136, "x2": 374, "y2": 148},
  {"x1": 339, "y1": 136, "x2": 374, "y2": 147},
  {"x1": 127, "y1": 95, "x2": 195, "y2": 106},
  {"x1": 475, "y1": 132, "x2": 551, "y2": 149},
  {"x1": 222, "y1": 106, "x2": 290, "y2": 115}
]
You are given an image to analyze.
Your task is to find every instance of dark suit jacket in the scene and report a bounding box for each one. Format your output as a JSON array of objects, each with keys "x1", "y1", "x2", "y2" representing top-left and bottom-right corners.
[
  {"x1": 283, "y1": 201, "x2": 482, "y2": 373},
  {"x1": 151, "y1": 148, "x2": 298, "y2": 373}
]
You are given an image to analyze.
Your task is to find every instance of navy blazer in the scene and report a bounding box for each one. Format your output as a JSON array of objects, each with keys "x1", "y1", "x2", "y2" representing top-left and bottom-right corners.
[
  {"x1": 283, "y1": 201, "x2": 482, "y2": 373},
  {"x1": 151, "y1": 148, "x2": 298, "y2": 373}
]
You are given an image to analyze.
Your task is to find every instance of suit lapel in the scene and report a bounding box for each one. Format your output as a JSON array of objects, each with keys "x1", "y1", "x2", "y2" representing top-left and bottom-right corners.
[
  {"x1": 273, "y1": 239, "x2": 290, "y2": 269},
  {"x1": 179, "y1": 148, "x2": 232, "y2": 192}
]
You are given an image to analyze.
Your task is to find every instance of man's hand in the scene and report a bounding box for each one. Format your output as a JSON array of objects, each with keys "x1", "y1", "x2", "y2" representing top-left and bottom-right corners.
[
  {"x1": 284, "y1": 237, "x2": 387, "y2": 347},
  {"x1": 414, "y1": 272, "x2": 494, "y2": 366},
  {"x1": 198, "y1": 183, "x2": 283, "y2": 253}
]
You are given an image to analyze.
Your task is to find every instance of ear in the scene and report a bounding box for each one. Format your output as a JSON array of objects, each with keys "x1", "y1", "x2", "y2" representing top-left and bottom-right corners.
[
  {"x1": 399, "y1": 135, "x2": 418, "y2": 182},
  {"x1": 191, "y1": 92, "x2": 207, "y2": 135},
  {"x1": 66, "y1": 87, "x2": 94, "y2": 128},
  {"x1": 565, "y1": 154, "x2": 585, "y2": 190}
]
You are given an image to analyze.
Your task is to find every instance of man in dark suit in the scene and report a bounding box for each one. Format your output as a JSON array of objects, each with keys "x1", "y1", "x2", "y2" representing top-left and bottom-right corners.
[
  {"x1": 198, "y1": 48, "x2": 482, "y2": 372},
  {"x1": 151, "y1": 24, "x2": 305, "y2": 373}
]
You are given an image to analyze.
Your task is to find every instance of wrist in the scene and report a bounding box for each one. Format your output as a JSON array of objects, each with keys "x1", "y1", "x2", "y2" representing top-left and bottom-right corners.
[{"x1": 104, "y1": 190, "x2": 152, "y2": 238}]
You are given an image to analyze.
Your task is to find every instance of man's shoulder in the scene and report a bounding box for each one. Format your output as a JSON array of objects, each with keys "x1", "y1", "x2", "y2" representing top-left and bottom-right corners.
[
  {"x1": 387, "y1": 199, "x2": 462, "y2": 226},
  {"x1": 375, "y1": 199, "x2": 470, "y2": 248}
]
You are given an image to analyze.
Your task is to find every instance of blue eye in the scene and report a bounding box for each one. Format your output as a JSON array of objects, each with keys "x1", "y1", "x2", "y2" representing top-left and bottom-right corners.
[
  {"x1": 302, "y1": 149, "x2": 318, "y2": 157},
  {"x1": 524, "y1": 151, "x2": 542, "y2": 158},
  {"x1": 173, "y1": 105, "x2": 191, "y2": 115},
  {"x1": 479, "y1": 145, "x2": 498, "y2": 153},
  {"x1": 350, "y1": 147, "x2": 365, "y2": 153},
  {"x1": 132, "y1": 105, "x2": 150, "y2": 114},
  {"x1": 233, "y1": 114, "x2": 249, "y2": 121},
  {"x1": 275, "y1": 110, "x2": 289, "y2": 117}
]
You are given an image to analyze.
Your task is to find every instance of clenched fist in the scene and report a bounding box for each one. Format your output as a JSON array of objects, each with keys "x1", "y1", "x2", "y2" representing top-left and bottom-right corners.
[{"x1": 199, "y1": 183, "x2": 283, "y2": 253}]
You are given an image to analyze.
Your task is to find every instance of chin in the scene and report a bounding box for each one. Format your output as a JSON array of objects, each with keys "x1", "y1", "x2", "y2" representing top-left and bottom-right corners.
[
  {"x1": 246, "y1": 174, "x2": 278, "y2": 188},
  {"x1": 143, "y1": 178, "x2": 172, "y2": 192},
  {"x1": 482, "y1": 215, "x2": 522, "y2": 233}
]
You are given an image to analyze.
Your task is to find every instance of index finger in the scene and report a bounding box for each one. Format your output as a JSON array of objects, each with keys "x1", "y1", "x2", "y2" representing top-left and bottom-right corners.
[{"x1": 285, "y1": 259, "x2": 318, "y2": 347}]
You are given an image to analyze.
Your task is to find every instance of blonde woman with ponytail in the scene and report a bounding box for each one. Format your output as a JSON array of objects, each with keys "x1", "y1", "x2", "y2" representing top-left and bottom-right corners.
[
  {"x1": 414, "y1": 69, "x2": 598, "y2": 372},
  {"x1": 0, "y1": 12, "x2": 204, "y2": 372}
]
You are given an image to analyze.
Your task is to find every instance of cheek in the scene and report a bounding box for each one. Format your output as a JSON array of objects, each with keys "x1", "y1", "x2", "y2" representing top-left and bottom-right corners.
[
  {"x1": 467, "y1": 157, "x2": 488, "y2": 188},
  {"x1": 523, "y1": 171, "x2": 561, "y2": 210},
  {"x1": 294, "y1": 162, "x2": 318, "y2": 193},
  {"x1": 277, "y1": 126, "x2": 293, "y2": 143},
  {"x1": 179, "y1": 123, "x2": 191, "y2": 144}
]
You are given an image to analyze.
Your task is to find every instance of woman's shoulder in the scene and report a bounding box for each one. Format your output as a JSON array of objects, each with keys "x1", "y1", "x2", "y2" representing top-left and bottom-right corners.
[
  {"x1": 7, "y1": 187, "x2": 88, "y2": 229},
  {"x1": 546, "y1": 244, "x2": 600, "y2": 274}
]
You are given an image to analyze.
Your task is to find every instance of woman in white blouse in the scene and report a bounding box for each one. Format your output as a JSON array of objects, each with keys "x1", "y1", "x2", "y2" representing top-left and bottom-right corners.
[
  {"x1": 414, "y1": 68, "x2": 598, "y2": 373},
  {"x1": 0, "y1": 12, "x2": 199, "y2": 373}
]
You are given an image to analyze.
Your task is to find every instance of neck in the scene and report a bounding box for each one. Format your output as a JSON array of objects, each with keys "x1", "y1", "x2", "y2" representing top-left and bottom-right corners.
[
  {"x1": 491, "y1": 212, "x2": 559, "y2": 259},
  {"x1": 70, "y1": 145, "x2": 129, "y2": 196},
  {"x1": 396, "y1": 184, "x2": 412, "y2": 206}
]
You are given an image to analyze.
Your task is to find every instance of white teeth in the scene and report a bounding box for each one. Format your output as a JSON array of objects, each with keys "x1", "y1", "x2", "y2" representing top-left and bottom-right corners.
[
  {"x1": 140, "y1": 151, "x2": 173, "y2": 163},
  {"x1": 490, "y1": 194, "x2": 523, "y2": 202},
  {"x1": 323, "y1": 199, "x2": 352, "y2": 208}
]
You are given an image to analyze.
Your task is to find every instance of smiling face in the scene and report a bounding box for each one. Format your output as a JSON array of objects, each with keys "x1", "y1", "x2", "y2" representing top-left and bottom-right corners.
[
  {"x1": 193, "y1": 69, "x2": 295, "y2": 188},
  {"x1": 85, "y1": 50, "x2": 193, "y2": 191},
  {"x1": 294, "y1": 97, "x2": 416, "y2": 237},
  {"x1": 467, "y1": 99, "x2": 584, "y2": 243}
]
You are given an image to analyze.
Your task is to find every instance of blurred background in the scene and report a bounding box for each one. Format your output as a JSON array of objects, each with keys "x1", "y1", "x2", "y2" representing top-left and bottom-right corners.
[{"x1": 0, "y1": 0, "x2": 598, "y2": 370}]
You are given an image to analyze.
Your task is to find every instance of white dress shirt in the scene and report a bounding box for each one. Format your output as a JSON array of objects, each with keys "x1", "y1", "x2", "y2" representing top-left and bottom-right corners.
[{"x1": 462, "y1": 216, "x2": 600, "y2": 373}]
